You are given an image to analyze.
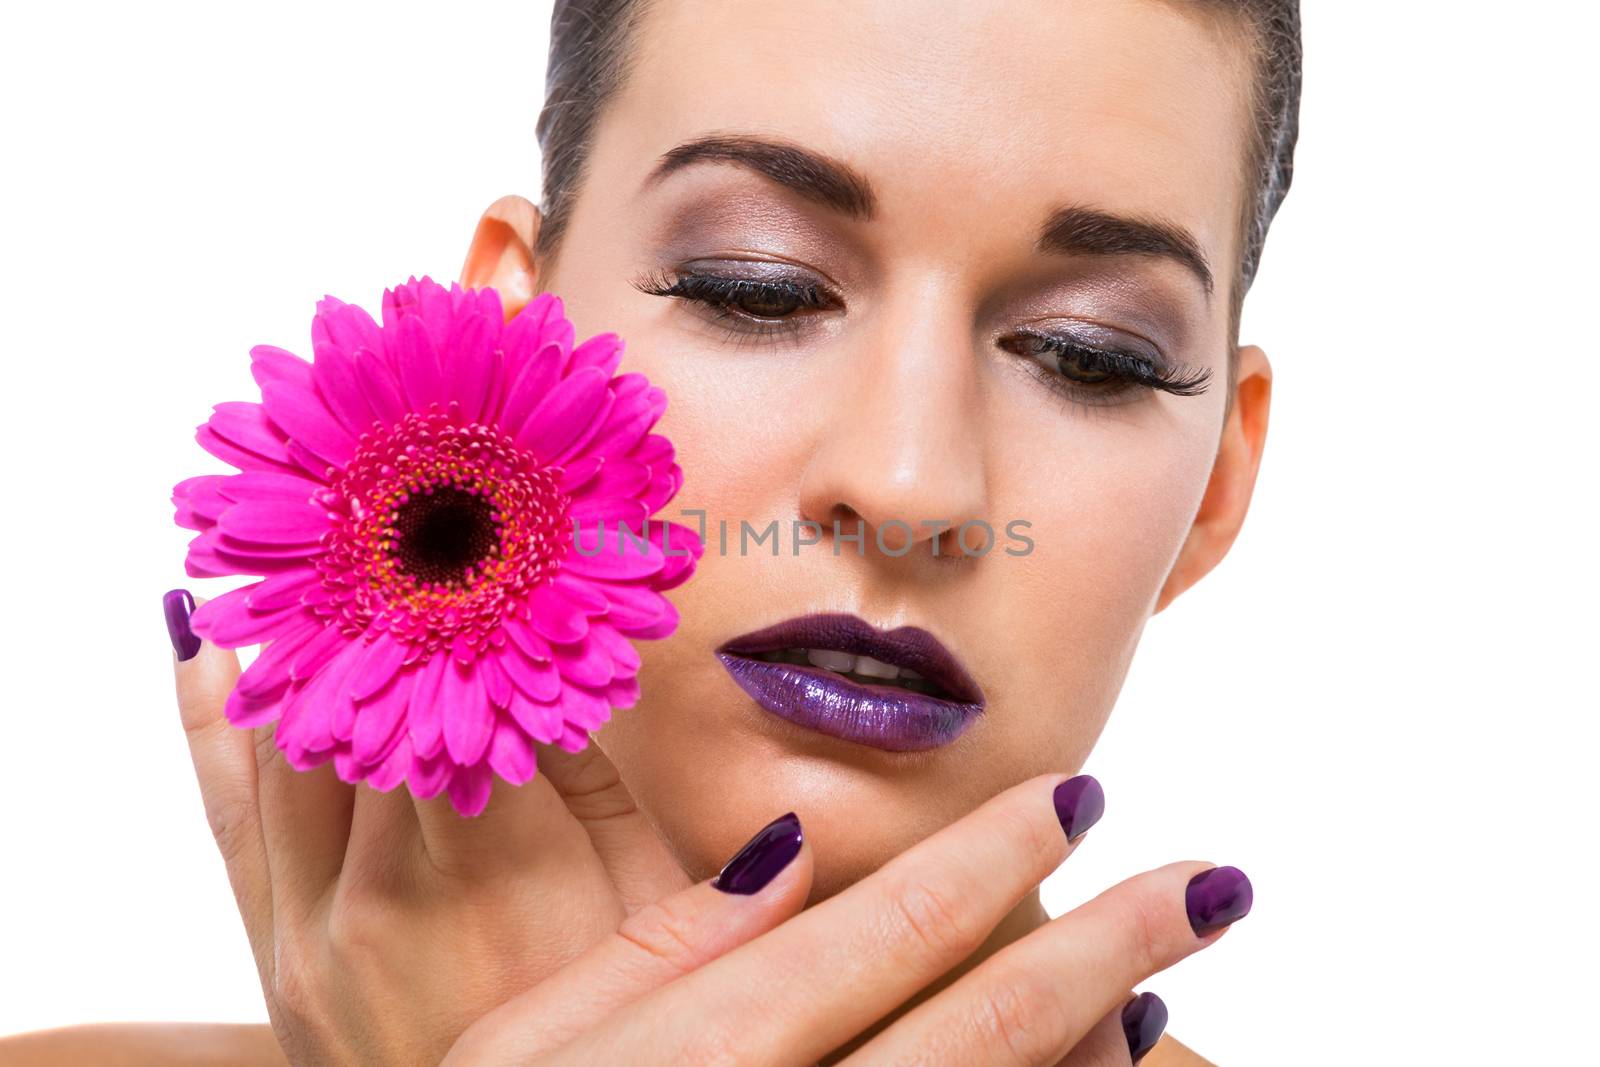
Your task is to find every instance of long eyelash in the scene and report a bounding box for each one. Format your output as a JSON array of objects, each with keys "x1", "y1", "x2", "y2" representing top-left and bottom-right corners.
[
  {"x1": 627, "y1": 267, "x2": 832, "y2": 316},
  {"x1": 1020, "y1": 332, "x2": 1212, "y2": 397}
]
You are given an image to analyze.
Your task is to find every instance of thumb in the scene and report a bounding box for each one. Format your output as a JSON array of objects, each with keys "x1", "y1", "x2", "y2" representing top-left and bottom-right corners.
[{"x1": 444, "y1": 811, "x2": 812, "y2": 1067}]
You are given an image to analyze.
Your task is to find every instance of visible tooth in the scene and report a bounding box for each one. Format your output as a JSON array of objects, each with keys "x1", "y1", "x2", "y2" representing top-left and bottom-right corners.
[
  {"x1": 807, "y1": 648, "x2": 857, "y2": 673},
  {"x1": 854, "y1": 655, "x2": 900, "y2": 680},
  {"x1": 900, "y1": 668, "x2": 923, "y2": 679}
]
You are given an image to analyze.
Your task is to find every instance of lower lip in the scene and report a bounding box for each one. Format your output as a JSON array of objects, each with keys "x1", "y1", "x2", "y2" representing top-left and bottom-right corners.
[{"x1": 715, "y1": 652, "x2": 983, "y2": 751}]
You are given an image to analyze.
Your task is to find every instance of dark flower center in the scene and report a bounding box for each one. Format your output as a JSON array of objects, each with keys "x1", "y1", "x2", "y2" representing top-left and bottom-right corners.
[{"x1": 391, "y1": 486, "x2": 501, "y2": 587}]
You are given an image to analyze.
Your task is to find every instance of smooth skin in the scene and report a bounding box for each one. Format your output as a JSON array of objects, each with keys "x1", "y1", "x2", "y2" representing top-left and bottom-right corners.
[{"x1": 3, "y1": 0, "x2": 1271, "y2": 1062}]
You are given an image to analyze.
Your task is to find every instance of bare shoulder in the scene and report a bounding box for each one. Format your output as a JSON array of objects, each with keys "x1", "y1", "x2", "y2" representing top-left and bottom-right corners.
[
  {"x1": 1145, "y1": 1031, "x2": 1219, "y2": 1066},
  {"x1": 0, "y1": 1022, "x2": 285, "y2": 1066}
]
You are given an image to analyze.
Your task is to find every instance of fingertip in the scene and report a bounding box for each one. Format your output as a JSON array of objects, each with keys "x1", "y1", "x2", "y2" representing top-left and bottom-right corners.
[
  {"x1": 711, "y1": 811, "x2": 805, "y2": 897},
  {"x1": 163, "y1": 588, "x2": 201, "y2": 662}
]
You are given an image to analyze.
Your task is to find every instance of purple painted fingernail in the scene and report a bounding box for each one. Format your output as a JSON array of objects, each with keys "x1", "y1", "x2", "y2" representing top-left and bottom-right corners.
[
  {"x1": 1122, "y1": 991, "x2": 1168, "y2": 1064},
  {"x1": 1052, "y1": 774, "x2": 1104, "y2": 842},
  {"x1": 712, "y1": 811, "x2": 803, "y2": 895},
  {"x1": 163, "y1": 588, "x2": 201, "y2": 662},
  {"x1": 1186, "y1": 866, "x2": 1253, "y2": 936}
]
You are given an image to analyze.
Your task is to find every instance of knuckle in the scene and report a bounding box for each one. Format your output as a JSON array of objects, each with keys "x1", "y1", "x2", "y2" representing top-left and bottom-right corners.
[
  {"x1": 176, "y1": 681, "x2": 227, "y2": 738},
  {"x1": 882, "y1": 870, "x2": 982, "y2": 968},
  {"x1": 253, "y1": 724, "x2": 285, "y2": 771},
  {"x1": 324, "y1": 886, "x2": 386, "y2": 965},
  {"x1": 994, "y1": 793, "x2": 1067, "y2": 868},
  {"x1": 614, "y1": 893, "x2": 707, "y2": 978},
  {"x1": 1109, "y1": 880, "x2": 1173, "y2": 977},
  {"x1": 673, "y1": 1024, "x2": 745, "y2": 1067},
  {"x1": 205, "y1": 791, "x2": 258, "y2": 866},
  {"x1": 268, "y1": 934, "x2": 322, "y2": 1025},
  {"x1": 966, "y1": 965, "x2": 1059, "y2": 1067}
]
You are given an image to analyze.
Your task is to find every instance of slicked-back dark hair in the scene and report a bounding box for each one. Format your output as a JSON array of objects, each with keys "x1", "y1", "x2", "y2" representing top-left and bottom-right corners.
[{"x1": 535, "y1": 0, "x2": 1300, "y2": 340}]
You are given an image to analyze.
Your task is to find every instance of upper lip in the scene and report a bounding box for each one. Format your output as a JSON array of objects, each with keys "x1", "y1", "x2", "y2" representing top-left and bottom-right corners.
[{"x1": 716, "y1": 612, "x2": 986, "y2": 707}]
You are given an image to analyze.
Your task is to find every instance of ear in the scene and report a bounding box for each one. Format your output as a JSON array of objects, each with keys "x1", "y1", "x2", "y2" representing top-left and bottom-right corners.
[
  {"x1": 459, "y1": 194, "x2": 543, "y2": 320},
  {"x1": 1154, "y1": 343, "x2": 1273, "y2": 614}
]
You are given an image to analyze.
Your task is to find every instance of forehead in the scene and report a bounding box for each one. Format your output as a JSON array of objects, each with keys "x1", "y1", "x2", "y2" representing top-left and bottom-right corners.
[{"x1": 603, "y1": 0, "x2": 1253, "y2": 277}]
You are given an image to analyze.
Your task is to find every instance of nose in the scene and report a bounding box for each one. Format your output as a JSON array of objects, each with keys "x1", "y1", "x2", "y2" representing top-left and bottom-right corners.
[{"x1": 796, "y1": 284, "x2": 989, "y2": 560}]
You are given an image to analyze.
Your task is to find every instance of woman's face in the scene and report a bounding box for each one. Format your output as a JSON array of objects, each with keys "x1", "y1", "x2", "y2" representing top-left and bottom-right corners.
[{"x1": 514, "y1": 0, "x2": 1265, "y2": 896}]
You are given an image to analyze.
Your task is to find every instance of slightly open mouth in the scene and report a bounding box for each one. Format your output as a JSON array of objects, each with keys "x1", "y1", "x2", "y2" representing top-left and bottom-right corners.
[{"x1": 727, "y1": 647, "x2": 956, "y2": 700}]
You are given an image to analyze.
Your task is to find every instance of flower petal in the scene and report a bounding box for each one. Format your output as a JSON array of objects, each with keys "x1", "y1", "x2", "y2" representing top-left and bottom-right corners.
[
  {"x1": 487, "y1": 717, "x2": 538, "y2": 785},
  {"x1": 313, "y1": 339, "x2": 380, "y2": 441},
  {"x1": 559, "y1": 684, "x2": 613, "y2": 731},
  {"x1": 258, "y1": 349, "x2": 359, "y2": 469},
  {"x1": 557, "y1": 455, "x2": 604, "y2": 494},
  {"x1": 563, "y1": 521, "x2": 665, "y2": 580},
  {"x1": 244, "y1": 568, "x2": 322, "y2": 613},
  {"x1": 225, "y1": 685, "x2": 284, "y2": 729},
  {"x1": 504, "y1": 615, "x2": 552, "y2": 662},
  {"x1": 567, "y1": 332, "x2": 624, "y2": 377},
  {"x1": 217, "y1": 502, "x2": 330, "y2": 545},
  {"x1": 350, "y1": 635, "x2": 409, "y2": 703},
  {"x1": 441, "y1": 659, "x2": 493, "y2": 766},
  {"x1": 586, "y1": 621, "x2": 642, "y2": 674},
  {"x1": 445, "y1": 311, "x2": 496, "y2": 422},
  {"x1": 480, "y1": 652, "x2": 513, "y2": 709},
  {"x1": 528, "y1": 579, "x2": 589, "y2": 643},
  {"x1": 354, "y1": 346, "x2": 407, "y2": 426},
  {"x1": 394, "y1": 313, "x2": 449, "y2": 412},
  {"x1": 190, "y1": 582, "x2": 309, "y2": 646},
  {"x1": 352, "y1": 665, "x2": 418, "y2": 766},
  {"x1": 290, "y1": 624, "x2": 352, "y2": 682},
  {"x1": 446, "y1": 761, "x2": 494, "y2": 817},
  {"x1": 173, "y1": 475, "x2": 230, "y2": 531},
  {"x1": 367, "y1": 734, "x2": 413, "y2": 792},
  {"x1": 409, "y1": 750, "x2": 453, "y2": 799},
  {"x1": 497, "y1": 341, "x2": 563, "y2": 435},
  {"x1": 506, "y1": 690, "x2": 562, "y2": 745},
  {"x1": 202, "y1": 402, "x2": 297, "y2": 471},
  {"x1": 500, "y1": 642, "x2": 561, "y2": 702},
  {"x1": 407, "y1": 653, "x2": 450, "y2": 760},
  {"x1": 550, "y1": 389, "x2": 614, "y2": 467},
  {"x1": 237, "y1": 622, "x2": 322, "y2": 700},
  {"x1": 514, "y1": 366, "x2": 608, "y2": 462},
  {"x1": 553, "y1": 635, "x2": 613, "y2": 688}
]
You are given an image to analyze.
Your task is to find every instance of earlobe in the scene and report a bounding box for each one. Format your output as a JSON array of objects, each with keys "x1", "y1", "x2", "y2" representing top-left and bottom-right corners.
[
  {"x1": 1154, "y1": 344, "x2": 1273, "y2": 614},
  {"x1": 459, "y1": 194, "x2": 543, "y2": 320}
]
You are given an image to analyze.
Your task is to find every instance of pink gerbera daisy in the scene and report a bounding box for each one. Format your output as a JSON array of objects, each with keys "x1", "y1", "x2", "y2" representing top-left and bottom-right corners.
[{"x1": 172, "y1": 276, "x2": 701, "y2": 816}]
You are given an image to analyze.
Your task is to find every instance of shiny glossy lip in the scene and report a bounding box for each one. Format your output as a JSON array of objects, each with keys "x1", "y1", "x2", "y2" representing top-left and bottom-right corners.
[
  {"x1": 715, "y1": 613, "x2": 986, "y2": 752},
  {"x1": 717, "y1": 612, "x2": 987, "y2": 705}
]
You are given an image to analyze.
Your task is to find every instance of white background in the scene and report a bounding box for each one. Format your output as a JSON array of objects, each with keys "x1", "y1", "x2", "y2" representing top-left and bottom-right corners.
[{"x1": 2, "y1": 3, "x2": 1595, "y2": 1063}]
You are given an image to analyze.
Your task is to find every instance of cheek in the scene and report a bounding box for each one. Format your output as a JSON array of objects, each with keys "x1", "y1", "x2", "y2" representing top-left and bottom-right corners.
[{"x1": 971, "y1": 407, "x2": 1218, "y2": 747}]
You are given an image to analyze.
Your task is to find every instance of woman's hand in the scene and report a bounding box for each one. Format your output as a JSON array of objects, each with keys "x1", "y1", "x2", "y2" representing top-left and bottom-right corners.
[
  {"x1": 442, "y1": 771, "x2": 1249, "y2": 1067},
  {"x1": 168, "y1": 591, "x2": 696, "y2": 1065}
]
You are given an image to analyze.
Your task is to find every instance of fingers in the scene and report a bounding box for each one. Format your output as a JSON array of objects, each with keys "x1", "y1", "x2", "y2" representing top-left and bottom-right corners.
[
  {"x1": 443, "y1": 812, "x2": 811, "y2": 1067},
  {"x1": 545, "y1": 772, "x2": 1106, "y2": 1066},
  {"x1": 535, "y1": 741, "x2": 696, "y2": 908},
  {"x1": 1116, "y1": 993, "x2": 1169, "y2": 1066},
  {"x1": 847, "y1": 864, "x2": 1236, "y2": 1065},
  {"x1": 168, "y1": 590, "x2": 273, "y2": 967},
  {"x1": 1054, "y1": 1001, "x2": 1133, "y2": 1067},
  {"x1": 252, "y1": 711, "x2": 355, "y2": 926},
  {"x1": 410, "y1": 756, "x2": 599, "y2": 879},
  {"x1": 410, "y1": 734, "x2": 691, "y2": 915}
]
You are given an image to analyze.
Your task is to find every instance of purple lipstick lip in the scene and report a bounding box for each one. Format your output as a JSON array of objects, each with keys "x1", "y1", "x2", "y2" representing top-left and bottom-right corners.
[{"x1": 715, "y1": 612, "x2": 986, "y2": 752}]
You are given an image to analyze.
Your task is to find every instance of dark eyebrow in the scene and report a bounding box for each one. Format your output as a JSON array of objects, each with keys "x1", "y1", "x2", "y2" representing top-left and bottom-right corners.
[
  {"x1": 1037, "y1": 206, "x2": 1214, "y2": 295},
  {"x1": 642, "y1": 133, "x2": 878, "y2": 220},
  {"x1": 644, "y1": 133, "x2": 1213, "y2": 296}
]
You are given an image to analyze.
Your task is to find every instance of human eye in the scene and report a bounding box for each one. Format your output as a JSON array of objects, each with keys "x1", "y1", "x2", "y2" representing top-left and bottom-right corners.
[
  {"x1": 629, "y1": 265, "x2": 840, "y2": 342},
  {"x1": 999, "y1": 326, "x2": 1211, "y2": 407}
]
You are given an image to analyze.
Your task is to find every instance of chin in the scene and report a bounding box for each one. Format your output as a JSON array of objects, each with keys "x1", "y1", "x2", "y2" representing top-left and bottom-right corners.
[{"x1": 598, "y1": 666, "x2": 1102, "y2": 901}]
